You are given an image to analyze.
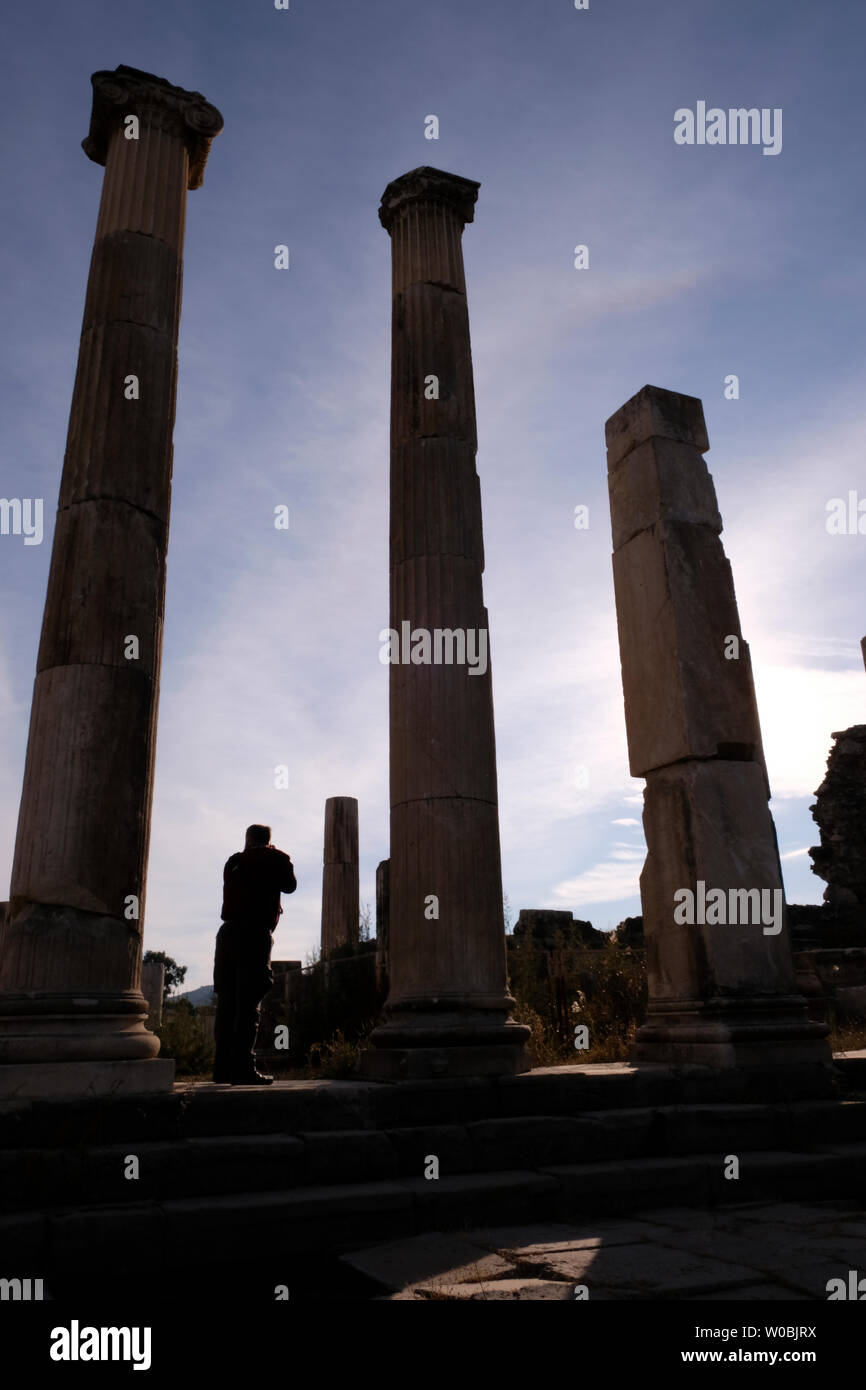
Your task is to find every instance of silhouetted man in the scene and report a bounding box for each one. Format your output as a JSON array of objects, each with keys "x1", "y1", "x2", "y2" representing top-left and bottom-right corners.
[{"x1": 213, "y1": 824, "x2": 297, "y2": 1085}]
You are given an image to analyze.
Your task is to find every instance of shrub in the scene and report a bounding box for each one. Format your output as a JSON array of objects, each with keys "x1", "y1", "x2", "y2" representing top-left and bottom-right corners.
[
  {"x1": 306, "y1": 1026, "x2": 372, "y2": 1078},
  {"x1": 154, "y1": 1000, "x2": 215, "y2": 1076},
  {"x1": 509, "y1": 934, "x2": 646, "y2": 1065}
]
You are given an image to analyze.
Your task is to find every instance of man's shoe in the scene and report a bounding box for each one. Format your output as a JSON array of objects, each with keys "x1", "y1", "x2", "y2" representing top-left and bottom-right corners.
[
  {"x1": 230, "y1": 1069, "x2": 274, "y2": 1086},
  {"x1": 212, "y1": 1073, "x2": 231, "y2": 1084}
]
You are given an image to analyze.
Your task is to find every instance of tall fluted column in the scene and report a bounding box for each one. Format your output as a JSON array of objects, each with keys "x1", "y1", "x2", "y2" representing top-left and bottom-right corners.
[
  {"x1": 606, "y1": 384, "x2": 830, "y2": 1075},
  {"x1": 0, "y1": 66, "x2": 223, "y2": 1098},
  {"x1": 320, "y1": 797, "x2": 359, "y2": 956},
  {"x1": 361, "y1": 166, "x2": 529, "y2": 1079},
  {"x1": 375, "y1": 858, "x2": 390, "y2": 994}
]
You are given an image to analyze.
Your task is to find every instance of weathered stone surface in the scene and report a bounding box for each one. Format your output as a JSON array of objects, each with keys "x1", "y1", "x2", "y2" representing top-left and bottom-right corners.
[
  {"x1": 605, "y1": 383, "x2": 709, "y2": 468},
  {"x1": 608, "y1": 436, "x2": 722, "y2": 550},
  {"x1": 350, "y1": 1200, "x2": 865, "y2": 1300},
  {"x1": 612, "y1": 519, "x2": 764, "y2": 775},
  {"x1": 606, "y1": 386, "x2": 831, "y2": 1072},
  {"x1": 391, "y1": 438, "x2": 483, "y2": 567},
  {"x1": 61, "y1": 321, "x2": 178, "y2": 517},
  {"x1": 9, "y1": 667, "x2": 157, "y2": 915},
  {"x1": 37, "y1": 500, "x2": 166, "y2": 674},
  {"x1": 362, "y1": 167, "x2": 528, "y2": 1077},
  {"x1": 379, "y1": 166, "x2": 478, "y2": 295},
  {"x1": 639, "y1": 760, "x2": 795, "y2": 1000},
  {"x1": 389, "y1": 563, "x2": 496, "y2": 803},
  {"x1": 0, "y1": 67, "x2": 222, "y2": 1092},
  {"x1": 141, "y1": 960, "x2": 164, "y2": 1027},
  {"x1": 375, "y1": 859, "x2": 390, "y2": 992},
  {"x1": 809, "y1": 724, "x2": 866, "y2": 913},
  {"x1": 83, "y1": 65, "x2": 223, "y2": 192},
  {"x1": 526, "y1": 1239, "x2": 757, "y2": 1295},
  {"x1": 0, "y1": 1059, "x2": 174, "y2": 1100},
  {"x1": 386, "y1": 797, "x2": 511, "y2": 1010},
  {"x1": 391, "y1": 285, "x2": 477, "y2": 449},
  {"x1": 511, "y1": 909, "x2": 606, "y2": 949},
  {"x1": 341, "y1": 1231, "x2": 515, "y2": 1291},
  {"x1": 634, "y1": 760, "x2": 828, "y2": 1065},
  {"x1": 321, "y1": 797, "x2": 359, "y2": 956},
  {"x1": 417, "y1": 1278, "x2": 573, "y2": 1299},
  {"x1": 81, "y1": 233, "x2": 181, "y2": 340}
]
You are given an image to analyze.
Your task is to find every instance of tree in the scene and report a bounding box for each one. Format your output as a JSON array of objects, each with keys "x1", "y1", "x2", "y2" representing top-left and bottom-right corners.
[
  {"x1": 142, "y1": 950, "x2": 187, "y2": 1005},
  {"x1": 359, "y1": 899, "x2": 373, "y2": 942},
  {"x1": 503, "y1": 892, "x2": 514, "y2": 934}
]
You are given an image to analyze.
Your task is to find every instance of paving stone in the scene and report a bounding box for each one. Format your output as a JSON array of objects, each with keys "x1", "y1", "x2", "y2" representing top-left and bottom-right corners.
[
  {"x1": 631, "y1": 1206, "x2": 723, "y2": 1231},
  {"x1": 340, "y1": 1232, "x2": 516, "y2": 1291},
  {"x1": 772, "y1": 1260, "x2": 859, "y2": 1299},
  {"x1": 732, "y1": 1202, "x2": 856, "y2": 1226},
  {"x1": 520, "y1": 1239, "x2": 759, "y2": 1296},
  {"x1": 416, "y1": 1278, "x2": 575, "y2": 1300},
  {"x1": 631, "y1": 1224, "x2": 806, "y2": 1278},
  {"x1": 492, "y1": 1222, "x2": 666, "y2": 1255},
  {"x1": 459, "y1": 1222, "x2": 588, "y2": 1250},
  {"x1": 692, "y1": 1283, "x2": 811, "y2": 1300},
  {"x1": 362, "y1": 1198, "x2": 866, "y2": 1300},
  {"x1": 791, "y1": 1236, "x2": 866, "y2": 1260}
]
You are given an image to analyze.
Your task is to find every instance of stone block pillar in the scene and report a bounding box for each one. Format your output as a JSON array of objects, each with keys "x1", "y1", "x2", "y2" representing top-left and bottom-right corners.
[
  {"x1": 606, "y1": 384, "x2": 830, "y2": 1071},
  {"x1": 375, "y1": 858, "x2": 390, "y2": 993},
  {"x1": 360, "y1": 167, "x2": 529, "y2": 1079},
  {"x1": 320, "y1": 797, "x2": 359, "y2": 956},
  {"x1": 0, "y1": 67, "x2": 223, "y2": 1099}
]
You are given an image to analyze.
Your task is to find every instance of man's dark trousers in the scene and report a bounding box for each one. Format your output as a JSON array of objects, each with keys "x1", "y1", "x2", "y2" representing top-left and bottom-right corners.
[{"x1": 213, "y1": 919, "x2": 274, "y2": 1079}]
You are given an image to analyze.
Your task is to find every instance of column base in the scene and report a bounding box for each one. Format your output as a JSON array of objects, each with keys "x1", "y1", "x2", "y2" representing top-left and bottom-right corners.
[
  {"x1": 0, "y1": 1057, "x2": 175, "y2": 1100},
  {"x1": 359, "y1": 1011, "x2": 531, "y2": 1080},
  {"x1": 358, "y1": 1042, "x2": 530, "y2": 1081},
  {"x1": 631, "y1": 996, "x2": 832, "y2": 1069}
]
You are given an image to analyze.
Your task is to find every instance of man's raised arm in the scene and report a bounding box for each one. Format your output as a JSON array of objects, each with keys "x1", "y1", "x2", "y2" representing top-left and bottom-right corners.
[{"x1": 278, "y1": 852, "x2": 297, "y2": 895}]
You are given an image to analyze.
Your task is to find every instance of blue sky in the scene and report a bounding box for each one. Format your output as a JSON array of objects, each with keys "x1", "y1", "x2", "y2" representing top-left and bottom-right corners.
[{"x1": 1, "y1": 0, "x2": 864, "y2": 990}]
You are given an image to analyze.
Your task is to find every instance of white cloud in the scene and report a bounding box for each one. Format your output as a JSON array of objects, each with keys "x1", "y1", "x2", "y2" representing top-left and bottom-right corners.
[{"x1": 548, "y1": 848, "x2": 644, "y2": 909}]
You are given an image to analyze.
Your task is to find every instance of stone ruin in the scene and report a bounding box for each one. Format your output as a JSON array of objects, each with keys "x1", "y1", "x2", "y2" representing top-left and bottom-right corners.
[
  {"x1": 3, "y1": 61, "x2": 865, "y2": 1317},
  {"x1": 606, "y1": 385, "x2": 830, "y2": 1075},
  {"x1": 0, "y1": 66, "x2": 223, "y2": 1100},
  {"x1": 809, "y1": 719, "x2": 866, "y2": 925},
  {"x1": 320, "y1": 796, "x2": 360, "y2": 956},
  {"x1": 510, "y1": 909, "x2": 606, "y2": 951},
  {"x1": 0, "y1": 68, "x2": 840, "y2": 1099}
]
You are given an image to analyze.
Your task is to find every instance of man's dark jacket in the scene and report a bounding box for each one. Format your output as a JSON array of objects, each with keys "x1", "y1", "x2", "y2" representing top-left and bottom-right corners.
[{"x1": 221, "y1": 845, "x2": 297, "y2": 929}]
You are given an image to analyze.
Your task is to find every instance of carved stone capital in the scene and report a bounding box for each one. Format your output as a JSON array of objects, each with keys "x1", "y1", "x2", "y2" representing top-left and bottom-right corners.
[
  {"x1": 379, "y1": 166, "x2": 480, "y2": 233},
  {"x1": 82, "y1": 65, "x2": 224, "y2": 190}
]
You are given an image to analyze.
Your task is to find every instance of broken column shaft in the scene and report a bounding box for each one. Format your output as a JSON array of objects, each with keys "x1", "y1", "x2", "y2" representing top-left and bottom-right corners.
[
  {"x1": 0, "y1": 66, "x2": 223, "y2": 1098},
  {"x1": 361, "y1": 166, "x2": 529, "y2": 1079},
  {"x1": 606, "y1": 384, "x2": 830, "y2": 1073},
  {"x1": 320, "y1": 796, "x2": 359, "y2": 956}
]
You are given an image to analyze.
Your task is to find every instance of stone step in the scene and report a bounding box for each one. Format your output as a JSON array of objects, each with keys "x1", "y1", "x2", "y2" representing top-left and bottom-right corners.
[
  {"x1": 3, "y1": 1144, "x2": 865, "y2": 1297},
  {"x1": 3, "y1": 1100, "x2": 866, "y2": 1213},
  {"x1": 0, "y1": 1060, "x2": 848, "y2": 1151}
]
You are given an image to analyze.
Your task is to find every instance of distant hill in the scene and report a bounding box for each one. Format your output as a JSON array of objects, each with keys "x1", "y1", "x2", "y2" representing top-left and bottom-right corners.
[{"x1": 175, "y1": 984, "x2": 214, "y2": 1007}]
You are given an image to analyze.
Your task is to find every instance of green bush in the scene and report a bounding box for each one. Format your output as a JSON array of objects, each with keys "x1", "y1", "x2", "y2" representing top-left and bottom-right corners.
[
  {"x1": 154, "y1": 999, "x2": 215, "y2": 1076},
  {"x1": 305, "y1": 1025, "x2": 373, "y2": 1078},
  {"x1": 508, "y1": 934, "x2": 646, "y2": 1065}
]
